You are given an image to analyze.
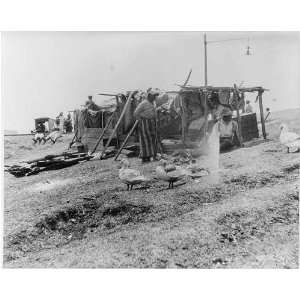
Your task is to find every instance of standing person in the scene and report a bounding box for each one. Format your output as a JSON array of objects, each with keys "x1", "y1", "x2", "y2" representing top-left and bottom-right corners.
[
  {"x1": 245, "y1": 100, "x2": 253, "y2": 113},
  {"x1": 134, "y1": 89, "x2": 159, "y2": 163},
  {"x1": 64, "y1": 113, "x2": 73, "y2": 133},
  {"x1": 219, "y1": 108, "x2": 243, "y2": 151},
  {"x1": 265, "y1": 107, "x2": 271, "y2": 122},
  {"x1": 59, "y1": 112, "x2": 64, "y2": 132},
  {"x1": 55, "y1": 114, "x2": 60, "y2": 129}
]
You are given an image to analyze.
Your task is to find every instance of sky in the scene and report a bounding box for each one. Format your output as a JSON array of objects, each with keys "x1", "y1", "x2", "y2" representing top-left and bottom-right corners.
[{"x1": 2, "y1": 31, "x2": 300, "y2": 133}]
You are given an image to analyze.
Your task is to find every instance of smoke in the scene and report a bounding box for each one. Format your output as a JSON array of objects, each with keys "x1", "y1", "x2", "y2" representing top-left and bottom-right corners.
[
  {"x1": 206, "y1": 122, "x2": 220, "y2": 172},
  {"x1": 194, "y1": 122, "x2": 221, "y2": 185}
]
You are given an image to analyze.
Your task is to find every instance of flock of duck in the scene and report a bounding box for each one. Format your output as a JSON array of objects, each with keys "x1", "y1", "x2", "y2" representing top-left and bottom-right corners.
[
  {"x1": 118, "y1": 123, "x2": 300, "y2": 191},
  {"x1": 118, "y1": 158, "x2": 209, "y2": 191}
]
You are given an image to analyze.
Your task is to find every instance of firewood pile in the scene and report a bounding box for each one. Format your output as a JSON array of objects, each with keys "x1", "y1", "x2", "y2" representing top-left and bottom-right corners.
[{"x1": 5, "y1": 151, "x2": 93, "y2": 177}]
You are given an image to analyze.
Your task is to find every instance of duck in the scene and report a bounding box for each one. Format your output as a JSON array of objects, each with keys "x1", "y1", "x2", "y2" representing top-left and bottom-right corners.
[
  {"x1": 186, "y1": 159, "x2": 209, "y2": 179},
  {"x1": 156, "y1": 160, "x2": 186, "y2": 189},
  {"x1": 279, "y1": 123, "x2": 300, "y2": 153},
  {"x1": 118, "y1": 159, "x2": 149, "y2": 190}
]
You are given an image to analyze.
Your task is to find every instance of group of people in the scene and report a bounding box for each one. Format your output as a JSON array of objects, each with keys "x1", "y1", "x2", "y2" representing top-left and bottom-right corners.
[
  {"x1": 133, "y1": 89, "x2": 246, "y2": 163},
  {"x1": 32, "y1": 111, "x2": 73, "y2": 145},
  {"x1": 55, "y1": 112, "x2": 73, "y2": 133},
  {"x1": 33, "y1": 128, "x2": 63, "y2": 145}
]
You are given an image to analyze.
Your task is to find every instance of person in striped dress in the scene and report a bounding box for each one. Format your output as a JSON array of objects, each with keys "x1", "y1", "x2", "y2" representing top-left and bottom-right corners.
[{"x1": 134, "y1": 89, "x2": 158, "y2": 163}]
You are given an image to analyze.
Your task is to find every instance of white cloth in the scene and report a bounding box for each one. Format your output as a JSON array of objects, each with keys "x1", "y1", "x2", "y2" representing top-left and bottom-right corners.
[
  {"x1": 48, "y1": 131, "x2": 62, "y2": 142},
  {"x1": 34, "y1": 133, "x2": 44, "y2": 140}
]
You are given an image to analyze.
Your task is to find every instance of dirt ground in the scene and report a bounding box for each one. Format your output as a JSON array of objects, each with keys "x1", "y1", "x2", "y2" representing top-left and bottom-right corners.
[{"x1": 3, "y1": 109, "x2": 300, "y2": 268}]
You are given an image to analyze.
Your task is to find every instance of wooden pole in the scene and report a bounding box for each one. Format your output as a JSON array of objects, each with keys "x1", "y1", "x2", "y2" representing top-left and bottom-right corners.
[
  {"x1": 100, "y1": 92, "x2": 134, "y2": 159},
  {"x1": 68, "y1": 128, "x2": 78, "y2": 149},
  {"x1": 236, "y1": 108, "x2": 243, "y2": 143},
  {"x1": 115, "y1": 95, "x2": 120, "y2": 148},
  {"x1": 180, "y1": 98, "x2": 187, "y2": 144},
  {"x1": 258, "y1": 91, "x2": 267, "y2": 139},
  {"x1": 90, "y1": 111, "x2": 115, "y2": 155},
  {"x1": 241, "y1": 92, "x2": 245, "y2": 113},
  {"x1": 98, "y1": 93, "x2": 118, "y2": 97},
  {"x1": 114, "y1": 120, "x2": 139, "y2": 161},
  {"x1": 204, "y1": 34, "x2": 208, "y2": 86},
  {"x1": 264, "y1": 111, "x2": 270, "y2": 122},
  {"x1": 203, "y1": 91, "x2": 209, "y2": 141}
]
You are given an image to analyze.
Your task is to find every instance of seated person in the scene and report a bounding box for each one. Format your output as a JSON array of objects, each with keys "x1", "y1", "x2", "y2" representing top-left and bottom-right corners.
[
  {"x1": 33, "y1": 132, "x2": 45, "y2": 144},
  {"x1": 219, "y1": 108, "x2": 243, "y2": 151},
  {"x1": 45, "y1": 128, "x2": 63, "y2": 144},
  {"x1": 32, "y1": 123, "x2": 46, "y2": 144}
]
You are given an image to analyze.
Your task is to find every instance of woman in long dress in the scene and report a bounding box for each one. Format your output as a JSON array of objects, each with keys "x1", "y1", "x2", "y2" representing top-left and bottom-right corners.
[{"x1": 134, "y1": 90, "x2": 158, "y2": 163}]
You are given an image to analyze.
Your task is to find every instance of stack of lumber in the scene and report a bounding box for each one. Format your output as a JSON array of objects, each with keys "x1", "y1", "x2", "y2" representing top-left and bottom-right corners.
[{"x1": 5, "y1": 151, "x2": 93, "y2": 177}]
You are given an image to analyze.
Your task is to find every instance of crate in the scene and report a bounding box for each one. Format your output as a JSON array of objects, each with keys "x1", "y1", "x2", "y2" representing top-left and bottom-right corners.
[
  {"x1": 81, "y1": 128, "x2": 115, "y2": 152},
  {"x1": 234, "y1": 113, "x2": 259, "y2": 142}
]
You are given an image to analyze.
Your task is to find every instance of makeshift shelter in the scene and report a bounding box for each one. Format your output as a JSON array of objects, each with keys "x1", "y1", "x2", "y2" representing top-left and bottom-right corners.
[
  {"x1": 72, "y1": 84, "x2": 268, "y2": 158},
  {"x1": 158, "y1": 85, "x2": 268, "y2": 145},
  {"x1": 73, "y1": 91, "x2": 143, "y2": 153}
]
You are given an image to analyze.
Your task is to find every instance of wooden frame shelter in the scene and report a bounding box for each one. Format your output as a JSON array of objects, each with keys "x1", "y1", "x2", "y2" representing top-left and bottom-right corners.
[
  {"x1": 73, "y1": 91, "x2": 141, "y2": 156},
  {"x1": 172, "y1": 85, "x2": 269, "y2": 144},
  {"x1": 73, "y1": 84, "x2": 268, "y2": 158}
]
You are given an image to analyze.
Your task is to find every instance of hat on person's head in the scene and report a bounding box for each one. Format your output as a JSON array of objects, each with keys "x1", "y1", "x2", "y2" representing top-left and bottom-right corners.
[
  {"x1": 222, "y1": 107, "x2": 233, "y2": 117},
  {"x1": 147, "y1": 88, "x2": 159, "y2": 98}
]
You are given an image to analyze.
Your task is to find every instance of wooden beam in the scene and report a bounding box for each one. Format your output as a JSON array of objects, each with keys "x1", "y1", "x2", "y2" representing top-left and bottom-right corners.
[
  {"x1": 203, "y1": 92, "x2": 209, "y2": 141},
  {"x1": 114, "y1": 120, "x2": 139, "y2": 161},
  {"x1": 264, "y1": 111, "x2": 271, "y2": 122},
  {"x1": 99, "y1": 92, "x2": 134, "y2": 159},
  {"x1": 98, "y1": 93, "x2": 118, "y2": 97},
  {"x1": 115, "y1": 95, "x2": 120, "y2": 148},
  {"x1": 258, "y1": 91, "x2": 267, "y2": 139},
  {"x1": 180, "y1": 97, "x2": 187, "y2": 144},
  {"x1": 236, "y1": 108, "x2": 243, "y2": 143},
  {"x1": 90, "y1": 111, "x2": 115, "y2": 155}
]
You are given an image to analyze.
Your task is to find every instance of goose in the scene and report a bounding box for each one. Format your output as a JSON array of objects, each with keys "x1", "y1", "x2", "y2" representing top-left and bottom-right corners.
[
  {"x1": 186, "y1": 159, "x2": 209, "y2": 179},
  {"x1": 118, "y1": 159, "x2": 149, "y2": 190},
  {"x1": 156, "y1": 160, "x2": 186, "y2": 189},
  {"x1": 279, "y1": 124, "x2": 300, "y2": 153}
]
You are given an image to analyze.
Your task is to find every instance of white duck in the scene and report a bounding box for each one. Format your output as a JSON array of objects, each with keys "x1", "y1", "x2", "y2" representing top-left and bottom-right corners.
[
  {"x1": 156, "y1": 160, "x2": 186, "y2": 189},
  {"x1": 119, "y1": 159, "x2": 149, "y2": 190},
  {"x1": 186, "y1": 159, "x2": 209, "y2": 179},
  {"x1": 279, "y1": 123, "x2": 300, "y2": 153}
]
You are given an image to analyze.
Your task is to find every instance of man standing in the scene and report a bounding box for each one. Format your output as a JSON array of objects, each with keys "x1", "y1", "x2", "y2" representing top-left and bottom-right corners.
[
  {"x1": 134, "y1": 89, "x2": 158, "y2": 163},
  {"x1": 219, "y1": 108, "x2": 243, "y2": 151},
  {"x1": 245, "y1": 100, "x2": 253, "y2": 113}
]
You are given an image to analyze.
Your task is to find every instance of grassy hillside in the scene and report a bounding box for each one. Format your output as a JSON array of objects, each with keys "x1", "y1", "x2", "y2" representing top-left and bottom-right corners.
[{"x1": 3, "y1": 108, "x2": 299, "y2": 268}]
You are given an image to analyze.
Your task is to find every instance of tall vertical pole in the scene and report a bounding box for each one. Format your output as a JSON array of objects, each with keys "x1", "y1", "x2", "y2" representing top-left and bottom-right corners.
[
  {"x1": 204, "y1": 33, "x2": 208, "y2": 86},
  {"x1": 203, "y1": 34, "x2": 208, "y2": 141},
  {"x1": 258, "y1": 91, "x2": 267, "y2": 140}
]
